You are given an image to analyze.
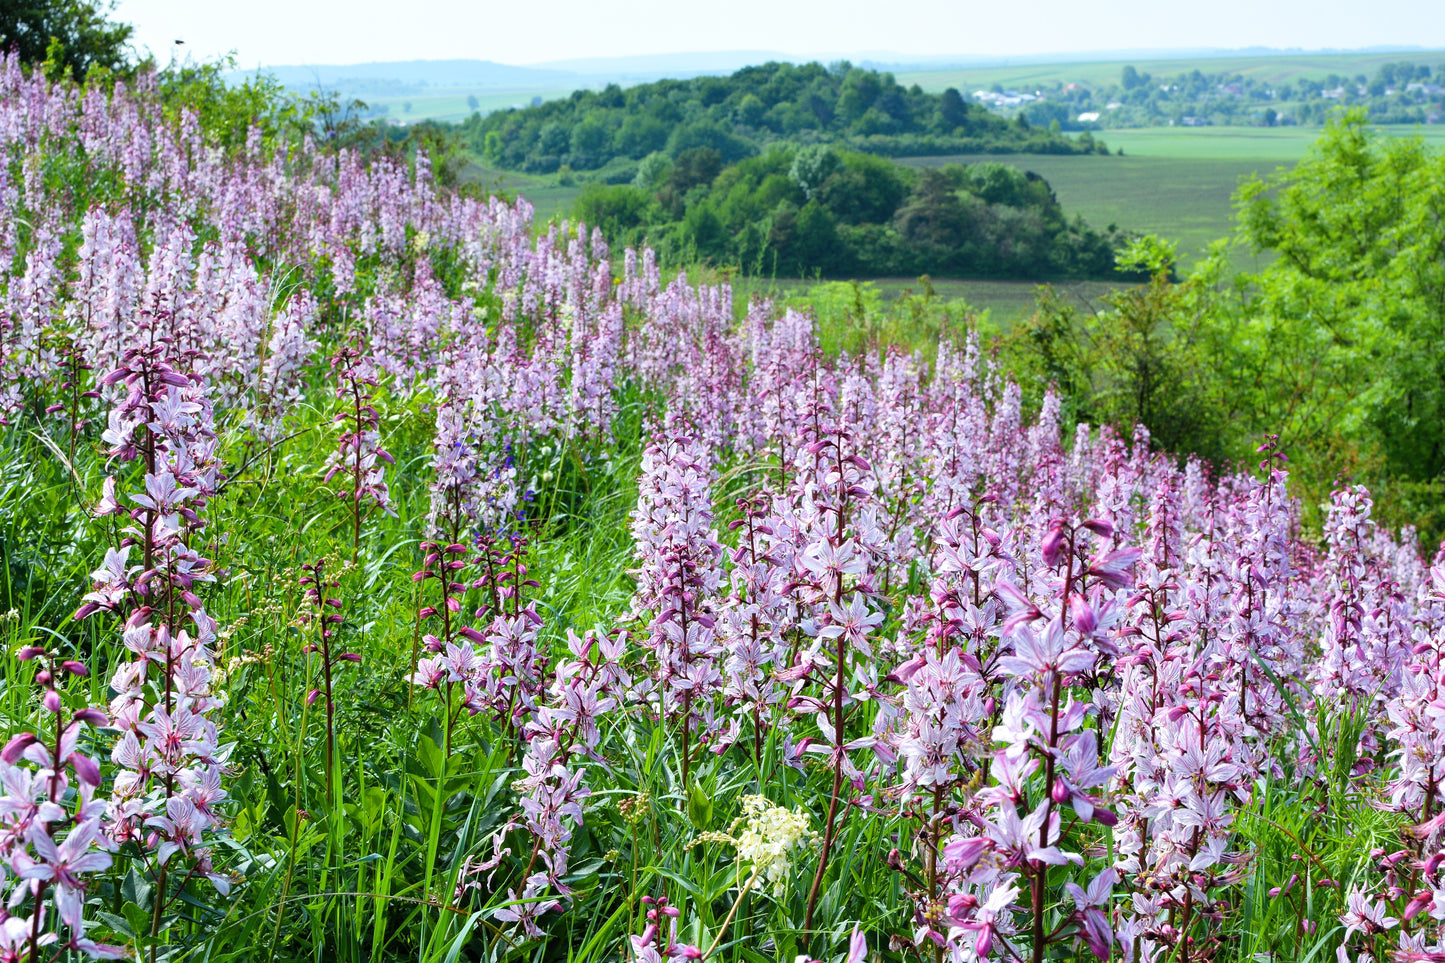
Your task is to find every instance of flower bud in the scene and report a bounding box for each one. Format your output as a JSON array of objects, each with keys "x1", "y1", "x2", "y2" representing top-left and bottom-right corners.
[
  {"x1": 70, "y1": 752, "x2": 101, "y2": 787},
  {"x1": 73, "y1": 708, "x2": 108, "y2": 727},
  {"x1": 2, "y1": 732, "x2": 37, "y2": 763},
  {"x1": 1041, "y1": 526, "x2": 1067, "y2": 567}
]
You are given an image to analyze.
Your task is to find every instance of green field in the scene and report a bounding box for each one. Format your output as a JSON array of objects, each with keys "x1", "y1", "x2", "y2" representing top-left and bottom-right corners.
[
  {"x1": 458, "y1": 160, "x2": 583, "y2": 223},
  {"x1": 899, "y1": 152, "x2": 1275, "y2": 268},
  {"x1": 895, "y1": 50, "x2": 1445, "y2": 95},
  {"x1": 1101, "y1": 123, "x2": 1445, "y2": 158},
  {"x1": 366, "y1": 86, "x2": 575, "y2": 124},
  {"x1": 899, "y1": 124, "x2": 1445, "y2": 269}
]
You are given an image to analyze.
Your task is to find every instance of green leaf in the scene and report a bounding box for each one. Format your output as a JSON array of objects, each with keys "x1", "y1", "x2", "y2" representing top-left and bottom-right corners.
[{"x1": 687, "y1": 781, "x2": 713, "y2": 829}]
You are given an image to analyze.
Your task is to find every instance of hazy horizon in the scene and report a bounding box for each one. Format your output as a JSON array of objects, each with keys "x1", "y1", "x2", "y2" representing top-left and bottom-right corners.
[
  {"x1": 238, "y1": 44, "x2": 1445, "y2": 76},
  {"x1": 113, "y1": 0, "x2": 1445, "y2": 74}
]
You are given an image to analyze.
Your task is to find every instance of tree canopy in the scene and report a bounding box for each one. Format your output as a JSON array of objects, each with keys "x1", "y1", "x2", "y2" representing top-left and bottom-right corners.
[
  {"x1": 0, "y1": 0, "x2": 133, "y2": 78},
  {"x1": 574, "y1": 145, "x2": 1131, "y2": 280},
  {"x1": 456, "y1": 61, "x2": 1107, "y2": 175}
]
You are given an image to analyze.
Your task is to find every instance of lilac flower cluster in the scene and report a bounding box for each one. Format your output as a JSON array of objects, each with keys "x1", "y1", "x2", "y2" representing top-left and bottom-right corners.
[
  {"x1": 629, "y1": 428, "x2": 726, "y2": 781},
  {"x1": 0, "y1": 649, "x2": 121, "y2": 961},
  {"x1": 72, "y1": 338, "x2": 233, "y2": 940}
]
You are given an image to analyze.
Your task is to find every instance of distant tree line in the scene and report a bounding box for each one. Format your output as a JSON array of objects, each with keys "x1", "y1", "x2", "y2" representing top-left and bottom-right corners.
[
  {"x1": 454, "y1": 61, "x2": 1107, "y2": 176},
  {"x1": 573, "y1": 144, "x2": 1133, "y2": 280}
]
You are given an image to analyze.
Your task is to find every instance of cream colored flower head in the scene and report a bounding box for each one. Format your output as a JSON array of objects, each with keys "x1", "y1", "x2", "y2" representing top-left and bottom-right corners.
[{"x1": 695, "y1": 795, "x2": 819, "y2": 900}]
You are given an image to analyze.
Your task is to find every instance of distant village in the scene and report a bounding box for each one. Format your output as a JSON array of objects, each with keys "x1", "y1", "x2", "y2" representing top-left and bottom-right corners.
[{"x1": 969, "y1": 60, "x2": 1445, "y2": 128}]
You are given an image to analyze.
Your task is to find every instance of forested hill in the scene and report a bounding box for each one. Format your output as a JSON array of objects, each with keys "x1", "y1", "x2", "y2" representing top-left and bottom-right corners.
[{"x1": 453, "y1": 61, "x2": 1108, "y2": 175}]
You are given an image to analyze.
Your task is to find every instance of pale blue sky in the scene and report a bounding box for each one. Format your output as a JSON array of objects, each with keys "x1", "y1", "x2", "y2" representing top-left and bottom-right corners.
[{"x1": 114, "y1": 0, "x2": 1445, "y2": 69}]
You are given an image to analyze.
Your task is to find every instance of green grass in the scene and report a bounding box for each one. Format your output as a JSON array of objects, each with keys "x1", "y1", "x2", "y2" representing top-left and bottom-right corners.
[
  {"x1": 458, "y1": 159, "x2": 582, "y2": 224},
  {"x1": 733, "y1": 275, "x2": 1130, "y2": 330},
  {"x1": 1099, "y1": 124, "x2": 1445, "y2": 159},
  {"x1": 895, "y1": 50, "x2": 1445, "y2": 95}
]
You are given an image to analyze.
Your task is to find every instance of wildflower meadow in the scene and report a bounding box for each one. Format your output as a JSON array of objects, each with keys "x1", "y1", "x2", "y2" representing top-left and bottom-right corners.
[{"x1": 1, "y1": 57, "x2": 1443, "y2": 963}]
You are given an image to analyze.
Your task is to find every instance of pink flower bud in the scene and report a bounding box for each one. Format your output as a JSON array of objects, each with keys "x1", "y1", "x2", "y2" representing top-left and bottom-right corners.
[
  {"x1": 1041, "y1": 526, "x2": 1067, "y2": 567},
  {"x1": 1069, "y1": 595, "x2": 1097, "y2": 635},
  {"x1": 43, "y1": 690, "x2": 63, "y2": 713},
  {"x1": 306, "y1": 689, "x2": 322, "y2": 707},
  {"x1": 73, "y1": 708, "x2": 108, "y2": 727},
  {"x1": 70, "y1": 752, "x2": 101, "y2": 787},
  {"x1": 2, "y1": 733, "x2": 37, "y2": 763}
]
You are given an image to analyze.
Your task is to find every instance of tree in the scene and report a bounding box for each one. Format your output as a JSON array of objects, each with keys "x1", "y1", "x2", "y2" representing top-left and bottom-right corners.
[
  {"x1": 680, "y1": 202, "x2": 726, "y2": 260},
  {"x1": 568, "y1": 116, "x2": 609, "y2": 167},
  {"x1": 836, "y1": 68, "x2": 881, "y2": 122},
  {"x1": 733, "y1": 93, "x2": 765, "y2": 127},
  {"x1": 0, "y1": 0, "x2": 132, "y2": 78},
  {"x1": 466, "y1": 94, "x2": 479, "y2": 112},
  {"x1": 574, "y1": 183, "x2": 652, "y2": 242},
  {"x1": 939, "y1": 87, "x2": 969, "y2": 129},
  {"x1": 1121, "y1": 65, "x2": 1142, "y2": 90},
  {"x1": 788, "y1": 145, "x2": 839, "y2": 200},
  {"x1": 1233, "y1": 112, "x2": 1445, "y2": 496},
  {"x1": 892, "y1": 168, "x2": 970, "y2": 251}
]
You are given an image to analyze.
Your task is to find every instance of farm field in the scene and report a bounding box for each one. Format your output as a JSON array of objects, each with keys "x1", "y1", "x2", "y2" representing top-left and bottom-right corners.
[
  {"x1": 901, "y1": 125, "x2": 1445, "y2": 269},
  {"x1": 358, "y1": 86, "x2": 575, "y2": 123},
  {"x1": 1098, "y1": 123, "x2": 1445, "y2": 159},
  {"x1": 7, "y1": 43, "x2": 1445, "y2": 963},
  {"x1": 900, "y1": 152, "x2": 1277, "y2": 269}
]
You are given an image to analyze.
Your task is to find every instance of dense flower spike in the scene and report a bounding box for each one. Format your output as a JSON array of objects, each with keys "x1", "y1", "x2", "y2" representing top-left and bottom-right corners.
[
  {"x1": 630, "y1": 428, "x2": 726, "y2": 785},
  {"x1": 73, "y1": 337, "x2": 233, "y2": 942}
]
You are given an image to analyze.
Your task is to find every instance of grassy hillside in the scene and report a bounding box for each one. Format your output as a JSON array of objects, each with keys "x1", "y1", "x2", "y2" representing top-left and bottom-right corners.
[{"x1": 351, "y1": 86, "x2": 575, "y2": 124}]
